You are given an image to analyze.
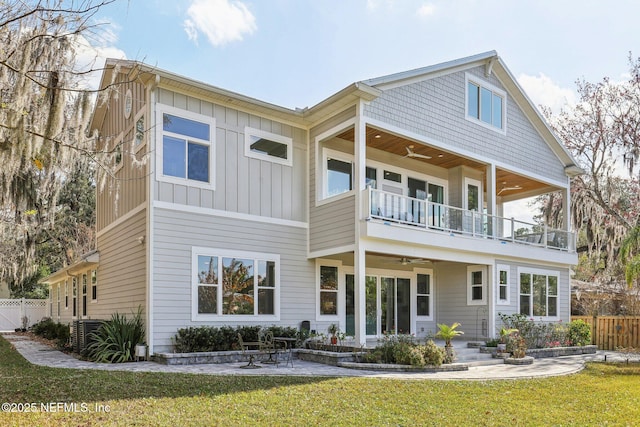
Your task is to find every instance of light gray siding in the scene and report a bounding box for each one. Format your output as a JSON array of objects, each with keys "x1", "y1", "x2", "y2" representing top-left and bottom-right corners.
[
  {"x1": 154, "y1": 88, "x2": 307, "y2": 222},
  {"x1": 152, "y1": 207, "x2": 315, "y2": 353},
  {"x1": 92, "y1": 208, "x2": 147, "y2": 321},
  {"x1": 364, "y1": 66, "x2": 566, "y2": 183},
  {"x1": 308, "y1": 107, "x2": 357, "y2": 254}
]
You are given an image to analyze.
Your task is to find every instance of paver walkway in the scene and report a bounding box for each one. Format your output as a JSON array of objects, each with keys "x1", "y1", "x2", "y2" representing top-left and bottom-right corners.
[{"x1": 1, "y1": 333, "x2": 628, "y2": 381}]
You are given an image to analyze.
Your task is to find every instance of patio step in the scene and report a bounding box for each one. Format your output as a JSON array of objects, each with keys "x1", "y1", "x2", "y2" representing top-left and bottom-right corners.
[{"x1": 452, "y1": 344, "x2": 503, "y2": 366}]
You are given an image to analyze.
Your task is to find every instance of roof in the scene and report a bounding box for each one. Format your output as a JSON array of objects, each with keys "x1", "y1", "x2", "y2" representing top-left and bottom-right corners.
[
  {"x1": 90, "y1": 52, "x2": 580, "y2": 174},
  {"x1": 40, "y1": 251, "x2": 100, "y2": 284}
]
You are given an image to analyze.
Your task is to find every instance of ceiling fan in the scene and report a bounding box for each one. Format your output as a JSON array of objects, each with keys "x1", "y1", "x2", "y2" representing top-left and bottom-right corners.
[
  {"x1": 397, "y1": 257, "x2": 427, "y2": 266},
  {"x1": 404, "y1": 145, "x2": 432, "y2": 160},
  {"x1": 497, "y1": 185, "x2": 522, "y2": 195}
]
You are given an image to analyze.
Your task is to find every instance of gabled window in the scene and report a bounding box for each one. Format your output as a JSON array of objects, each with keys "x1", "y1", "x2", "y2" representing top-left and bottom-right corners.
[
  {"x1": 157, "y1": 105, "x2": 215, "y2": 189},
  {"x1": 466, "y1": 74, "x2": 506, "y2": 132},
  {"x1": 244, "y1": 127, "x2": 293, "y2": 166}
]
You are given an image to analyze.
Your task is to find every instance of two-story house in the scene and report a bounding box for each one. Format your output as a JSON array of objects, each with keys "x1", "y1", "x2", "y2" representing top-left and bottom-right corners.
[{"x1": 44, "y1": 51, "x2": 581, "y2": 355}]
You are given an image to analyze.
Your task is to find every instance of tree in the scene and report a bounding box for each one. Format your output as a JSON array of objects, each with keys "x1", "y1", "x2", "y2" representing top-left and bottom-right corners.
[
  {"x1": 541, "y1": 54, "x2": 640, "y2": 289},
  {"x1": 0, "y1": 1, "x2": 116, "y2": 289}
]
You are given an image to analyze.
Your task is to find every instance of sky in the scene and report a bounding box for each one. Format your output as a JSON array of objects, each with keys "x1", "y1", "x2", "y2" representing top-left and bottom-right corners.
[{"x1": 85, "y1": 0, "x2": 640, "y2": 221}]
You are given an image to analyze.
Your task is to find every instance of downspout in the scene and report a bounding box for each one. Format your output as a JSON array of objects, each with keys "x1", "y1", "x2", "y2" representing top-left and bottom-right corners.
[{"x1": 146, "y1": 74, "x2": 159, "y2": 356}]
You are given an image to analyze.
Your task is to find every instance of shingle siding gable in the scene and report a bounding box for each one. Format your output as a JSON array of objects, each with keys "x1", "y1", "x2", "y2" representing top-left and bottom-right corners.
[{"x1": 363, "y1": 65, "x2": 566, "y2": 182}]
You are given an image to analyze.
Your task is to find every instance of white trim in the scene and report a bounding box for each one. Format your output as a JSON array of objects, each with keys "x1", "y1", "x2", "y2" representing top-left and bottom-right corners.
[
  {"x1": 314, "y1": 118, "x2": 357, "y2": 206},
  {"x1": 363, "y1": 117, "x2": 571, "y2": 191},
  {"x1": 244, "y1": 127, "x2": 293, "y2": 167},
  {"x1": 96, "y1": 203, "x2": 146, "y2": 238},
  {"x1": 467, "y1": 265, "x2": 487, "y2": 305},
  {"x1": 414, "y1": 268, "x2": 434, "y2": 322},
  {"x1": 322, "y1": 147, "x2": 354, "y2": 200},
  {"x1": 133, "y1": 109, "x2": 147, "y2": 154},
  {"x1": 516, "y1": 266, "x2": 560, "y2": 320},
  {"x1": 153, "y1": 200, "x2": 308, "y2": 229},
  {"x1": 148, "y1": 84, "x2": 156, "y2": 356},
  {"x1": 496, "y1": 263, "x2": 510, "y2": 305},
  {"x1": 465, "y1": 73, "x2": 507, "y2": 135},
  {"x1": 308, "y1": 244, "x2": 356, "y2": 260},
  {"x1": 191, "y1": 247, "x2": 281, "y2": 322},
  {"x1": 155, "y1": 103, "x2": 216, "y2": 191}
]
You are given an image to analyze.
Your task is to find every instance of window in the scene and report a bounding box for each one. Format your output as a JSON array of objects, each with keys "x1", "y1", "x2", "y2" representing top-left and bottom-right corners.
[
  {"x1": 91, "y1": 269, "x2": 97, "y2": 302},
  {"x1": 64, "y1": 280, "x2": 68, "y2": 309},
  {"x1": 192, "y1": 248, "x2": 279, "y2": 320},
  {"x1": 158, "y1": 105, "x2": 215, "y2": 188},
  {"x1": 519, "y1": 269, "x2": 559, "y2": 318},
  {"x1": 244, "y1": 127, "x2": 293, "y2": 166},
  {"x1": 113, "y1": 133, "x2": 124, "y2": 171},
  {"x1": 383, "y1": 170, "x2": 402, "y2": 183},
  {"x1": 82, "y1": 273, "x2": 87, "y2": 317},
  {"x1": 366, "y1": 166, "x2": 377, "y2": 189},
  {"x1": 466, "y1": 74, "x2": 505, "y2": 131},
  {"x1": 497, "y1": 264, "x2": 510, "y2": 305},
  {"x1": 326, "y1": 156, "x2": 352, "y2": 197},
  {"x1": 467, "y1": 265, "x2": 486, "y2": 305},
  {"x1": 134, "y1": 114, "x2": 145, "y2": 149},
  {"x1": 72, "y1": 277, "x2": 77, "y2": 318},
  {"x1": 56, "y1": 285, "x2": 60, "y2": 319},
  {"x1": 417, "y1": 273, "x2": 432, "y2": 317},
  {"x1": 319, "y1": 266, "x2": 338, "y2": 316}
]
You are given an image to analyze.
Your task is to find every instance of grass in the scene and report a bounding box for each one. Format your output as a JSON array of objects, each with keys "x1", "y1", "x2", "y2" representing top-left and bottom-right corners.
[{"x1": 1, "y1": 336, "x2": 640, "y2": 426}]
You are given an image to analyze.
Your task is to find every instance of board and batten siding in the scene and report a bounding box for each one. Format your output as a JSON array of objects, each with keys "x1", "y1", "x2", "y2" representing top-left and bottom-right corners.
[
  {"x1": 151, "y1": 207, "x2": 315, "y2": 353},
  {"x1": 92, "y1": 208, "x2": 147, "y2": 321},
  {"x1": 96, "y1": 76, "x2": 148, "y2": 232},
  {"x1": 154, "y1": 88, "x2": 306, "y2": 223},
  {"x1": 363, "y1": 65, "x2": 567, "y2": 183},
  {"x1": 308, "y1": 107, "x2": 358, "y2": 254}
]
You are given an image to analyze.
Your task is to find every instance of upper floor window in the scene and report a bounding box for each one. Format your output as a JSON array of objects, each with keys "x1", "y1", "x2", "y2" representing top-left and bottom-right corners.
[
  {"x1": 244, "y1": 127, "x2": 293, "y2": 166},
  {"x1": 157, "y1": 105, "x2": 215, "y2": 189},
  {"x1": 466, "y1": 74, "x2": 506, "y2": 132},
  {"x1": 323, "y1": 149, "x2": 353, "y2": 199}
]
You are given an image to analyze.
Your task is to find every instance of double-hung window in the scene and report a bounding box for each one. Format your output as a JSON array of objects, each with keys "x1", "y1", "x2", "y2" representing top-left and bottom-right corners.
[
  {"x1": 416, "y1": 272, "x2": 433, "y2": 319},
  {"x1": 192, "y1": 248, "x2": 279, "y2": 320},
  {"x1": 467, "y1": 265, "x2": 487, "y2": 305},
  {"x1": 518, "y1": 268, "x2": 559, "y2": 318},
  {"x1": 319, "y1": 265, "x2": 339, "y2": 316},
  {"x1": 466, "y1": 73, "x2": 506, "y2": 132},
  {"x1": 497, "y1": 264, "x2": 510, "y2": 305},
  {"x1": 158, "y1": 105, "x2": 215, "y2": 188}
]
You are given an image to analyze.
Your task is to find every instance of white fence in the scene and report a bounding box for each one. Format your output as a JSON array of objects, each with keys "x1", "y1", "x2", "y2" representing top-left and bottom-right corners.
[{"x1": 0, "y1": 299, "x2": 48, "y2": 331}]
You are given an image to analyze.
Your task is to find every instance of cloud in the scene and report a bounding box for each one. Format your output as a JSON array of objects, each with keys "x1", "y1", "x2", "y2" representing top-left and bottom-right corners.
[
  {"x1": 184, "y1": 0, "x2": 256, "y2": 47},
  {"x1": 517, "y1": 73, "x2": 576, "y2": 114},
  {"x1": 71, "y1": 23, "x2": 127, "y2": 90},
  {"x1": 417, "y1": 3, "x2": 436, "y2": 17}
]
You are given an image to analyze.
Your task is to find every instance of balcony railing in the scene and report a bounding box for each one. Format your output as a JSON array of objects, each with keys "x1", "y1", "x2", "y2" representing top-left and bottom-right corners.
[{"x1": 365, "y1": 188, "x2": 575, "y2": 252}]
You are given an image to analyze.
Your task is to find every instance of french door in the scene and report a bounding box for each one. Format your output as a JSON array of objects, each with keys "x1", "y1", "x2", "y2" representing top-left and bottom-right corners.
[{"x1": 346, "y1": 274, "x2": 411, "y2": 336}]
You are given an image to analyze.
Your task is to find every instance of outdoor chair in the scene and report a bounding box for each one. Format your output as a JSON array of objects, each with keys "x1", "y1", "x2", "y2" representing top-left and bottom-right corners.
[
  {"x1": 258, "y1": 330, "x2": 280, "y2": 364},
  {"x1": 237, "y1": 333, "x2": 261, "y2": 369}
]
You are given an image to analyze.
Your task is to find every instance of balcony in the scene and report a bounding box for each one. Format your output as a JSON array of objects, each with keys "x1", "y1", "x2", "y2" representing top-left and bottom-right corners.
[{"x1": 365, "y1": 188, "x2": 575, "y2": 252}]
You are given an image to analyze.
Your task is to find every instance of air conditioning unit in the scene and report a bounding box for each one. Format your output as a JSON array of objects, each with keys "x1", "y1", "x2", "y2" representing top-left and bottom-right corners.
[{"x1": 72, "y1": 320, "x2": 104, "y2": 353}]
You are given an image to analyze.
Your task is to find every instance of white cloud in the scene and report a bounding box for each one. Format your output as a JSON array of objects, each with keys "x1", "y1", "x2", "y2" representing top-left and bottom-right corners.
[
  {"x1": 417, "y1": 3, "x2": 436, "y2": 17},
  {"x1": 71, "y1": 26, "x2": 127, "y2": 91},
  {"x1": 517, "y1": 73, "x2": 576, "y2": 115},
  {"x1": 184, "y1": 0, "x2": 256, "y2": 47}
]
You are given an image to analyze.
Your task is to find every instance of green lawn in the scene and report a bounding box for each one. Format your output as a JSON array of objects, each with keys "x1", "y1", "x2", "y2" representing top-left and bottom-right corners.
[{"x1": 1, "y1": 337, "x2": 639, "y2": 426}]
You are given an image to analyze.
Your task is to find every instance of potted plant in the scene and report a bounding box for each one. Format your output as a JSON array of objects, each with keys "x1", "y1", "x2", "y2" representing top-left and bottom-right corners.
[
  {"x1": 436, "y1": 322, "x2": 464, "y2": 363},
  {"x1": 328, "y1": 324, "x2": 339, "y2": 345}
]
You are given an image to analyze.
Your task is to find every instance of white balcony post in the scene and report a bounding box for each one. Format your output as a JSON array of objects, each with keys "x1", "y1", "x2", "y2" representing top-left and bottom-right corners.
[
  {"x1": 543, "y1": 223, "x2": 548, "y2": 247},
  {"x1": 511, "y1": 217, "x2": 515, "y2": 242}
]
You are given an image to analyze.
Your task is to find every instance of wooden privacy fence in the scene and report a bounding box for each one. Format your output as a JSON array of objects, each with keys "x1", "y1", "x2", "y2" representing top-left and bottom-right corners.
[{"x1": 572, "y1": 316, "x2": 640, "y2": 350}]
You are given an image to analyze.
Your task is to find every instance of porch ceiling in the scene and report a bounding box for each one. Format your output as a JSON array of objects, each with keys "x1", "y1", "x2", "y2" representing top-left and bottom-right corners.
[{"x1": 336, "y1": 126, "x2": 556, "y2": 199}]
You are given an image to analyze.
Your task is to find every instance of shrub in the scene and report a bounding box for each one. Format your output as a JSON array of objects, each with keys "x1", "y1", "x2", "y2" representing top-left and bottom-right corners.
[
  {"x1": 568, "y1": 320, "x2": 591, "y2": 346},
  {"x1": 86, "y1": 307, "x2": 145, "y2": 363},
  {"x1": 422, "y1": 339, "x2": 445, "y2": 366},
  {"x1": 506, "y1": 331, "x2": 527, "y2": 358},
  {"x1": 172, "y1": 325, "x2": 302, "y2": 353},
  {"x1": 31, "y1": 318, "x2": 70, "y2": 349}
]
